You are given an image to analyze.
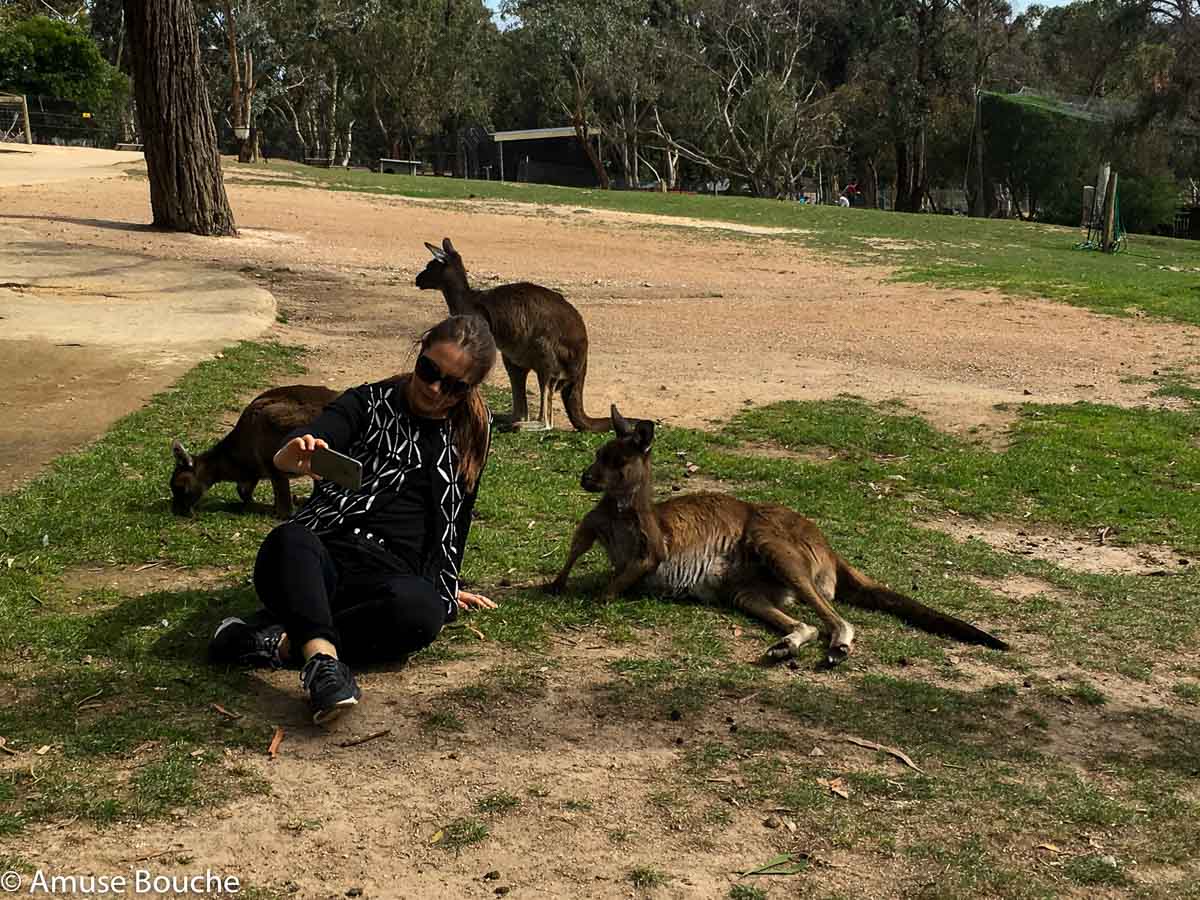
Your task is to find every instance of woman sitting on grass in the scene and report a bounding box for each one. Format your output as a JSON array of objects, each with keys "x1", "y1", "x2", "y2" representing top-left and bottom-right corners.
[{"x1": 209, "y1": 314, "x2": 498, "y2": 724}]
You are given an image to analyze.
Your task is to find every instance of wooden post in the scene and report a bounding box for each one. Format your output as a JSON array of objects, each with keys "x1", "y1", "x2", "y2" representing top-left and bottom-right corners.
[
  {"x1": 497, "y1": 140, "x2": 503, "y2": 182},
  {"x1": 20, "y1": 94, "x2": 32, "y2": 144},
  {"x1": 1101, "y1": 169, "x2": 1119, "y2": 252}
]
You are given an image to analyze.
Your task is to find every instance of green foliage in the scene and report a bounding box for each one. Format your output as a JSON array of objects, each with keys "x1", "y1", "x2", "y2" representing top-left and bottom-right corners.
[
  {"x1": 982, "y1": 91, "x2": 1098, "y2": 225},
  {"x1": 0, "y1": 16, "x2": 118, "y2": 106},
  {"x1": 1119, "y1": 172, "x2": 1181, "y2": 234}
]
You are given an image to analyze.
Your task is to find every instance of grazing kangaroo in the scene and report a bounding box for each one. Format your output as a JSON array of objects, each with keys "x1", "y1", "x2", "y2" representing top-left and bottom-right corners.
[
  {"x1": 415, "y1": 237, "x2": 609, "y2": 431},
  {"x1": 546, "y1": 407, "x2": 1010, "y2": 664},
  {"x1": 170, "y1": 385, "x2": 338, "y2": 517}
]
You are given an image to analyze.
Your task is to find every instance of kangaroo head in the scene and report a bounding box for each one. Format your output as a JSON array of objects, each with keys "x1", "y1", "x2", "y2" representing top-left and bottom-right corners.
[
  {"x1": 415, "y1": 237, "x2": 468, "y2": 301},
  {"x1": 581, "y1": 406, "x2": 655, "y2": 499},
  {"x1": 169, "y1": 439, "x2": 205, "y2": 516}
]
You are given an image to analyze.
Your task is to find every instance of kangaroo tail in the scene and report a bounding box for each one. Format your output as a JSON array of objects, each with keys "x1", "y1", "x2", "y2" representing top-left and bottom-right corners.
[
  {"x1": 835, "y1": 557, "x2": 1010, "y2": 650},
  {"x1": 560, "y1": 366, "x2": 610, "y2": 433}
]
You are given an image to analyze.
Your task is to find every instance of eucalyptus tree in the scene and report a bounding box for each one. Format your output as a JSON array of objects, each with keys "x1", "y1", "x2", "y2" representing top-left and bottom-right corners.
[{"x1": 122, "y1": 0, "x2": 236, "y2": 235}]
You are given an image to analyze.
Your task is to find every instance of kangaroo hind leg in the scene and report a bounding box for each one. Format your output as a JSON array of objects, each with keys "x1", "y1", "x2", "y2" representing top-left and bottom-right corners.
[
  {"x1": 750, "y1": 525, "x2": 856, "y2": 665},
  {"x1": 502, "y1": 358, "x2": 535, "y2": 428},
  {"x1": 732, "y1": 579, "x2": 820, "y2": 662}
]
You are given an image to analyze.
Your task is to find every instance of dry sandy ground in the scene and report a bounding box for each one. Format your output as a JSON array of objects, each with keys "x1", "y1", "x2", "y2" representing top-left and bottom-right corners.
[
  {"x1": 0, "y1": 148, "x2": 275, "y2": 488},
  {"x1": 4, "y1": 153, "x2": 1200, "y2": 898},
  {"x1": 0, "y1": 143, "x2": 144, "y2": 187},
  {"x1": 3, "y1": 154, "x2": 1199, "y2": 490}
]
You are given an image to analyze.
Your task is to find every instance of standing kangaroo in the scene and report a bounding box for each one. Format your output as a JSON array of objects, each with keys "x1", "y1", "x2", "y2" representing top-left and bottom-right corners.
[
  {"x1": 547, "y1": 407, "x2": 1010, "y2": 664},
  {"x1": 415, "y1": 237, "x2": 609, "y2": 431}
]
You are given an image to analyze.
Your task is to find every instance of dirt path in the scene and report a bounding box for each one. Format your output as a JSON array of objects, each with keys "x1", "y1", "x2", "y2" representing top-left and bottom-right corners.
[
  {"x1": 5, "y1": 166, "x2": 1197, "y2": 456},
  {"x1": 0, "y1": 222, "x2": 275, "y2": 489}
]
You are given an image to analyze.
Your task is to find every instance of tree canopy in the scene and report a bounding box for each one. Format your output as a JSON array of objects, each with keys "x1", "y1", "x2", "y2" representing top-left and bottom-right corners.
[{"x1": 2, "y1": 0, "x2": 1196, "y2": 230}]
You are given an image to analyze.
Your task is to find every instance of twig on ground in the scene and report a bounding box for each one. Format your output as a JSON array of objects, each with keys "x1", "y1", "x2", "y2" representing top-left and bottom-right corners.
[
  {"x1": 128, "y1": 849, "x2": 171, "y2": 863},
  {"x1": 211, "y1": 703, "x2": 242, "y2": 720},
  {"x1": 338, "y1": 729, "x2": 391, "y2": 748},
  {"x1": 76, "y1": 689, "x2": 103, "y2": 709},
  {"x1": 844, "y1": 735, "x2": 925, "y2": 774}
]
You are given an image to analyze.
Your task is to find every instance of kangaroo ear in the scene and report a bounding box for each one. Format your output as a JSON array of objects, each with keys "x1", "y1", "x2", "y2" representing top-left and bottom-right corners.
[
  {"x1": 611, "y1": 405, "x2": 633, "y2": 438},
  {"x1": 634, "y1": 419, "x2": 655, "y2": 453},
  {"x1": 424, "y1": 241, "x2": 446, "y2": 262},
  {"x1": 172, "y1": 439, "x2": 194, "y2": 469},
  {"x1": 441, "y1": 237, "x2": 457, "y2": 256}
]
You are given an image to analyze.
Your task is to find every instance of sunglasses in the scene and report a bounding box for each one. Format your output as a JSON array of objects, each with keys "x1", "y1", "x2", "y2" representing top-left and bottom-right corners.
[{"x1": 415, "y1": 354, "x2": 473, "y2": 397}]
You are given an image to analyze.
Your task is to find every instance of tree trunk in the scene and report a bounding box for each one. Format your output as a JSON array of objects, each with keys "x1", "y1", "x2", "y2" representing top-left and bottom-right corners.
[
  {"x1": 971, "y1": 88, "x2": 986, "y2": 217},
  {"x1": 570, "y1": 68, "x2": 608, "y2": 189},
  {"x1": 326, "y1": 66, "x2": 340, "y2": 163},
  {"x1": 223, "y1": 0, "x2": 243, "y2": 157},
  {"x1": 895, "y1": 140, "x2": 912, "y2": 211},
  {"x1": 123, "y1": 0, "x2": 236, "y2": 236},
  {"x1": 339, "y1": 119, "x2": 354, "y2": 167},
  {"x1": 575, "y1": 120, "x2": 608, "y2": 189}
]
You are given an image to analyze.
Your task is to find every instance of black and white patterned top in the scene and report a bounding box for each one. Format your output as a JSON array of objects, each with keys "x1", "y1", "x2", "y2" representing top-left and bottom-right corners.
[{"x1": 286, "y1": 379, "x2": 488, "y2": 619}]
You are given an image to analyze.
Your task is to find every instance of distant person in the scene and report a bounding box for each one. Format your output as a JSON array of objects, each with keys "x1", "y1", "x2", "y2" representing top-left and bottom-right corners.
[
  {"x1": 841, "y1": 179, "x2": 860, "y2": 208},
  {"x1": 208, "y1": 315, "x2": 499, "y2": 725}
]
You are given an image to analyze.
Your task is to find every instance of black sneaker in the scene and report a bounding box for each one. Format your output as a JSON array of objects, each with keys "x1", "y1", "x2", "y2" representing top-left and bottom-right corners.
[
  {"x1": 300, "y1": 653, "x2": 361, "y2": 725},
  {"x1": 209, "y1": 617, "x2": 286, "y2": 668}
]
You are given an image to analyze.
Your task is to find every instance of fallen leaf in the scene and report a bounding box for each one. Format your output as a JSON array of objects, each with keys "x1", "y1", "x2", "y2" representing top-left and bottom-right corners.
[
  {"x1": 35, "y1": 745, "x2": 50, "y2": 756},
  {"x1": 211, "y1": 703, "x2": 243, "y2": 720},
  {"x1": 267, "y1": 726, "x2": 285, "y2": 759},
  {"x1": 1037, "y1": 843, "x2": 1062, "y2": 854},
  {"x1": 189, "y1": 749, "x2": 205, "y2": 758},
  {"x1": 429, "y1": 829, "x2": 444, "y2": 844},
  {"x1": 738, "y1": 852, "x2": 808, "y2": 877},
  {"x1": 828, "y1": 778, "x2": 850, "y2": 800}
]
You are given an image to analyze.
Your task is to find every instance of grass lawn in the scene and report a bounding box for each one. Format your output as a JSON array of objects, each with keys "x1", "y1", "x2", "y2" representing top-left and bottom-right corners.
[
  {"x1": 1, "y1": 338, "x2": 1198, "y2": 897},
  {"x1": 226, "y1": 160, "x2": 1200, "y2": 327}
]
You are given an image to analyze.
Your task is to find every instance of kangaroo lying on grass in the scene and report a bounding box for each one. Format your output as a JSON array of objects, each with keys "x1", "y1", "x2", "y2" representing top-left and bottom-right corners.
[
  {"x1": 415, "y1": 237, "x2": 609, "y2": 431},
  {"x1": 170, "y1": 385, "x2": 338, "y2": 517},
  {"x1": 546, "y1": 407, "x2": 1010, "y2": 664}
]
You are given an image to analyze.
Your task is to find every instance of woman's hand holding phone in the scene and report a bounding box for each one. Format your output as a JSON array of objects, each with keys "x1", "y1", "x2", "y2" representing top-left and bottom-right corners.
[{"x1": 274, "y1": 434, "x2": 330, "y2": 478}]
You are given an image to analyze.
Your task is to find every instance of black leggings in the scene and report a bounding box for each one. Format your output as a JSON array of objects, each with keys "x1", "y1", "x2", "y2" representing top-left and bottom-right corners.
[{"x1": 253, "y1": 522, "x2": 445, "y2": 664}]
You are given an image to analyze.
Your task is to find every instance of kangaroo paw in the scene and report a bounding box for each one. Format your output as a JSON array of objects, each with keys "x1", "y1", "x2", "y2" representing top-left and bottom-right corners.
[
  {"x1": 763, "y1": 625, "x2": 819, "y2": 662},
  {"x1": 825, "y1": 623, "x2": 856, "y2": 666}
]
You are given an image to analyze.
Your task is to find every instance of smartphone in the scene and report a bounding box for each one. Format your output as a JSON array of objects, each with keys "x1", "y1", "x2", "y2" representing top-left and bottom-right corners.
[{"x1": 309, "y1": 446, "x2": 363, "y2": 491}]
